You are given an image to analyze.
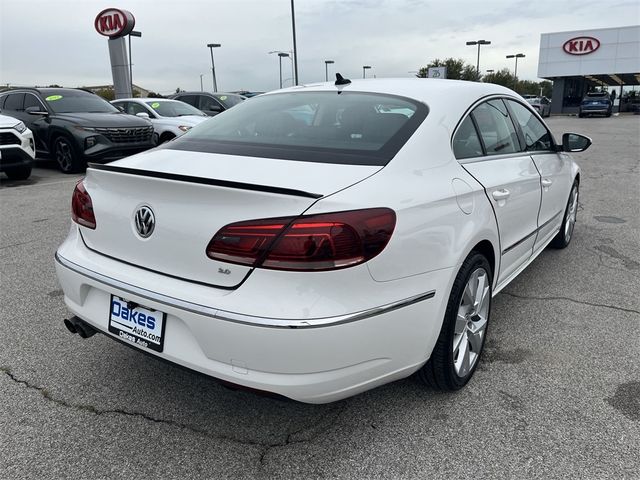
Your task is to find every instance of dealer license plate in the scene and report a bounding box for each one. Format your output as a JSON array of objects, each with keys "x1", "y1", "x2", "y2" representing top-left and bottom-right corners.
[{"x1": 108, "y1": 296, "x2": 166, "y2": 352}]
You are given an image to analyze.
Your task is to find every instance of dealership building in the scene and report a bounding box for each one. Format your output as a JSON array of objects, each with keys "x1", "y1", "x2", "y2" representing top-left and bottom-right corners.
[{"x1": 537, "y1": 25, "x2": 640, "y2": 114}]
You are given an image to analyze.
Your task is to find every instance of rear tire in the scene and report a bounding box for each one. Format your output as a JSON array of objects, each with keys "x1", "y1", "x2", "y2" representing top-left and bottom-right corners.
[
  {"x1": 4, "y1": 164, "x2": 32, "y2": 180},
  {"x1": 53, "y1": 136, "x2": 84, "y2": 173},
  {"x1": 417, "y1": 252, "x2": 492, "y2": 391},
  {"x1": 550, "y1": 181, "x2": 579, "y2": 249}
]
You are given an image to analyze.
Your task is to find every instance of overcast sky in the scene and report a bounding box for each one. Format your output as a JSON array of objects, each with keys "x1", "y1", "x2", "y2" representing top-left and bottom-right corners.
[{"x1": 1, "y1": 0, "x2": 638, "y2": 94}]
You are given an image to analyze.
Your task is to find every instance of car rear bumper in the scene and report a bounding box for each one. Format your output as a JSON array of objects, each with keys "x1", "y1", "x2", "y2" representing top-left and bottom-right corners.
[{"x1": 55, "y1": 228, "x2": 452, "y2": 403}]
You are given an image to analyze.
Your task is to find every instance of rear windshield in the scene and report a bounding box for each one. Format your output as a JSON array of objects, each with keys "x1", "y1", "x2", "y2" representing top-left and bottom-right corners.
[
  {"x1": 41, "y1": 90, "x2": 119, "y2": 114},
  {"x1": 166, "y1": 91, "x2": 428, "y2": 165}
]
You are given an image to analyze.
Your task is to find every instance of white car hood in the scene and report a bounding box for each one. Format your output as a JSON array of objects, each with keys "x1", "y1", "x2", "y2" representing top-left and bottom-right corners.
[
  {"x1": 154, "y1": 115, "x2": 208, "y2": 127},
  {"x1": 0, "y1": 114, "x2": 22, "y2": 129}
]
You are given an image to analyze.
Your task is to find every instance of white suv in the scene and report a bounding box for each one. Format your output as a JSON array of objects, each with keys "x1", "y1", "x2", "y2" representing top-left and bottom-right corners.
[
  {"x1": 112, "y1": 98, "x2": 208, "y2": 144},
  {"x1": 0, "y1": 113, "x2": 35, "y2": 180}
]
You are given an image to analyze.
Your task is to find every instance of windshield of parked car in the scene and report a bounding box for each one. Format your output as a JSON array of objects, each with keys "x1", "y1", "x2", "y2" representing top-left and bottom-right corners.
[
  {"x1": 42, "y1": 90, "x2": 119, "y2": 114},
  {"x1": 167, "y1": 91, "x2": 428, "y2": 166},
  {"x1": 145, "y1": 100, "x2": 205, "y2": 117},
  {"x1": 214, "y1": 94, "x2": 245, "y2": 108},
  {"x1": 526, "y1": 98, "x2": 541, "y2": 104}
]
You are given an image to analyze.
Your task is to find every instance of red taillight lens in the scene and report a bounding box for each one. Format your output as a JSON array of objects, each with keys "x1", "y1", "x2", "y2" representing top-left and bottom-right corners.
[
  {"x1": 206, "y1": 208, "x2": 396, "y2": 271},
  {"x1": 71, "y1": 180, "x2": 96, "y2": 229}
]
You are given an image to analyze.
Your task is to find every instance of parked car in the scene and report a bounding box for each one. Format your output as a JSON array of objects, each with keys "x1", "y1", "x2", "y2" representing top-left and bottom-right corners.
[
  {"x1": 112, "y1": 98, "x2": 208, "y2": 144},
  {"x1": 232, "y1": 91, "x2": 264, "y2": 98},
  {"x1": 55, "y1": 78, "x2": 589, "y2": 403},
  {"x1": 168, "y1": 91, "x2": 246, "y2": 116},
  {"x1": 0, "y1": 113, "x2": 35, "y2": 180},
  {"x1": 0, "y1": 88, "x2": 154, "y2": 173},
  {"x1": 579, "y1": 91, "x2": 612, "y2": 117},
  {"x1": 525, "y1": 96, "x2": 551, "y2": 117}
]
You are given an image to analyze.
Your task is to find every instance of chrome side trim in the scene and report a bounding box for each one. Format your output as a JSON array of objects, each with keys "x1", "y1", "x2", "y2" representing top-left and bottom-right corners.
[
  {"x1": 501, "y1": 210, "x2": 562, "y2": 255},
  {"x1": 55, "y1": 252, "x2": 436, "y2": 329}
]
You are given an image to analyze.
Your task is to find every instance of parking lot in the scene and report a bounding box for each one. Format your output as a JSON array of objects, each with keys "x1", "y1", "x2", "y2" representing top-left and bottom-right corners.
[{"x1": 0, "y1": 115, "x2": 638, "y2": 479}]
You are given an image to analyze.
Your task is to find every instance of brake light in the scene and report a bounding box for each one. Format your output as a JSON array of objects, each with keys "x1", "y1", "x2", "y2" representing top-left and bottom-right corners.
[
  {"x1": 71, "y1": 180, "x2": 96, "y2": 229},
  {"x1": 206, "y1": 208, "x2": 396, "y2": 271}
]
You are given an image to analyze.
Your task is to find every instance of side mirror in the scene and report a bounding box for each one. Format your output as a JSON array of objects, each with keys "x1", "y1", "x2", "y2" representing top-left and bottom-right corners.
[
  {"x1": 562, "y1": 133, "x2": 592, "y2": 152},
  {"x1": 207, "y1": 105, "x2": 223, "y2": 113},
  {"x1": 25, "y1": 106, "x2": 48, "y2": 116},
  {"x1": 136, "y1": 112, "x2": 150, "y2": 119}
]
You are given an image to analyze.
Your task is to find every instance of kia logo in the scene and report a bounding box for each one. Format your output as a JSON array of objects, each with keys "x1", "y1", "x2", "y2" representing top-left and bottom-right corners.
[
  {"x1": 563, "y1": 36, "x2": 600, "y2": 56},
  {"x1": 94, "y1": 8, "x2": 135, "y2": 38},
  {"x1": 134, "y1": 206, "x2": 155, "y2": 238}
]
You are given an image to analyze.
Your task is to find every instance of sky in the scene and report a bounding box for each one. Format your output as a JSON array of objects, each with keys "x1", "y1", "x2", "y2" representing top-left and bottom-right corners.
[{"x1": 1, "y1": 0, "x2": 638, "y2": 95}]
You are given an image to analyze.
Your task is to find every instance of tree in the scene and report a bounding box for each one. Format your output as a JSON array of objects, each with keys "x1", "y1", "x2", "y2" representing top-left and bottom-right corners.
[
  {"x1": 416, "y1": 58, "x2": 481, "y2": 81},
  {"x1": 146, "y1": 91, "x2": 165, "y2": 98},
  {"x1": 483, "y1": 68, "x2": 516, "y2": 89},
  {"x1": 93, "y1": 87, "x2": 115, "y2": 101}
]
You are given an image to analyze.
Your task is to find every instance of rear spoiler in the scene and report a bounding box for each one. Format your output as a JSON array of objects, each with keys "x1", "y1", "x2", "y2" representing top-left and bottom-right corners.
[{"x1": 87, "y1": 163, "x2": 323, "y2": 199}]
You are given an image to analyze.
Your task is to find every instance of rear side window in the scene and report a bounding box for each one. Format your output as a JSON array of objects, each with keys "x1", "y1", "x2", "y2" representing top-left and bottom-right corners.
[
  {"x1": 453, "y1": 116, "x2": 483, "y2": 159},
  {"x1": 3, "y1": 93, "x2": 24, "y2": 111},
  {"x1": 506, "y1": 100, "x2": 554, "y2": 152},
  {"x1": 176, "y1": 95, "x2": 198, "y2": 107},
  {"x1": 168, "y1": 91, "x2": 428, "y2": 166},
  {"x1": 471, "y1": 100, "x2": 520, "y2": 155}
]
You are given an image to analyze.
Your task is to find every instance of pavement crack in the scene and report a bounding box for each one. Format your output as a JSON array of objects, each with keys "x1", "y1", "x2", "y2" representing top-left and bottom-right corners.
[
  {"x1": 1, "y1": 366, "x2": 277, "y2": 449},
  {"x1": 258, "y1": 401, "x2": 348, "y2": 469},
  {"x1": 502, "y1": 292, "x2": 640, "y2": 315}
]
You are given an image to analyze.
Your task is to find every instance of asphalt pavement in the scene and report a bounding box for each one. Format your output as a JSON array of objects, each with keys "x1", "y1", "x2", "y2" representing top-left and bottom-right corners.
[{"x1": 1, "y1": 116, "x2": 638, "y2": 479}]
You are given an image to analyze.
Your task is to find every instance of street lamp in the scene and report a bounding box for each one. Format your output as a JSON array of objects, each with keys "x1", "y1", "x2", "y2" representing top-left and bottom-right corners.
[
  {"x1": 324, "y1": 60, "x2": 334, "y2": 82},
  {"x1": 506, "y1": 53, "x2": 525, "y2": 91},
  {"x1": 290, "y1": 0, "x2": 299, "y2": 85},
  {"x1": 278, "y1": 52, "x2": 290, "y2": 88},
  {"x1": 199, "y1": 74, "x2": 204, "y2": 91},
  {"x1": 206, "y1": 43, "x2": 221, "y2": 92},
  {"x1": 363, "y1": 65, "x2": 372, "y2": 79},
  {"x1": 128, "y1": 30, "x2": 142, "y2": 96},
  {"x1": 466, "y1": 39, "x2": 491, "y2": 79}
]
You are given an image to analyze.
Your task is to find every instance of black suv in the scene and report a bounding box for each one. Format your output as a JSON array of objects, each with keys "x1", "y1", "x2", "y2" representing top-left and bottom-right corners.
[
  {"x1": 0, "y1": 88, "x2": 155, "y2": 173},
  {"x1": 168, "y1": 92, "x2": 245, "y2": 116}
]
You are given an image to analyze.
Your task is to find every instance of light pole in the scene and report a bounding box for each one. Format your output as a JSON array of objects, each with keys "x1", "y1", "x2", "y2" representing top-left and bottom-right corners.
[
  {"x1": 290, "y1": 0, "x2": 299, "y2": 85},
  {"x1": 278, "y1": 52, "x2": 289, "y2": 88},
  {"x1": 128, "y1": 30, "x2": 142, "y2": 96},
  {"x1": 324, "y1": 60, "x2": 334, "y2": 81},
  {"x1": 199, "y1": 74, "x2": 204, "y2": 91},
  {"x1": 207, "y1": 43, "x2": 221, "y2": 92},
  {"x1": 363, "y1": 65, "x2": 371, "y2": 78},
  {"x1": 506, "y1": 53, "x2": 525, "y2": 92},
  {"x1": 465, "y1": 39, "x2": 490, "y2": 79}
]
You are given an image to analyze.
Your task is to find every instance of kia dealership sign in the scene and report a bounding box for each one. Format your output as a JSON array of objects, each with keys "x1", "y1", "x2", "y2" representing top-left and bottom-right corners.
[
  {"x1": 563, "y1": 36, "x2": 600, "y2": 55},
  {"x1": 94, "y1": 8, "x2": 135, "y2": 38}
]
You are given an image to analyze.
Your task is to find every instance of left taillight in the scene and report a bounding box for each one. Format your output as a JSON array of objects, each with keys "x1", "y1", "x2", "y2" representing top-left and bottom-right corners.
[
  {"x1": 71, "y1": 179, "x2": 96, "y2": 229},
  {"x1": 206, "y1": 208, "x2": 396, "y2": 271}
]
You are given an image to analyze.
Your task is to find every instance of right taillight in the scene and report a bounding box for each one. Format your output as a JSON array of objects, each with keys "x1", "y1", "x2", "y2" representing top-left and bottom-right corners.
[
  {"x1": 206, "y1": 208, "x2": 396, "y2": 271},
  {"x1": 71, "y1": 179, "x2": 96, "y2": 229}
]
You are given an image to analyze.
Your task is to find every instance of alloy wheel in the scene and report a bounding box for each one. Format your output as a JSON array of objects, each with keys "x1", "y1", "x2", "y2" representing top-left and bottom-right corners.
[
  {"x1": 55, "y1": 138, "x2": 74, "y2": 172},
  {"x1": 453, "y1": 267, "x2": 490, "y2": 377},
  {"x1": 564, "y1": 186, "x2": 578, "y2": 242}
]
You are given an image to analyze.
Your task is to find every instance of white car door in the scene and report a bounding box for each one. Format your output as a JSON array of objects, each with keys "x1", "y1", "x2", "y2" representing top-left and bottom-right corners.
[
  {"x1": 506, "y1": 99, "x2": 573, "y2": 253},
  {"x1": 454, "y1": 99, "x2": 541, "y2": 286}
]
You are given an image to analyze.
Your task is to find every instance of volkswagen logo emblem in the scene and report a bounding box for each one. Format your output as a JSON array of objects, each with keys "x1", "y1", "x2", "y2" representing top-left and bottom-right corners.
[{"x1": 134, "y1": 205, "x2": 155, "y2": 238}]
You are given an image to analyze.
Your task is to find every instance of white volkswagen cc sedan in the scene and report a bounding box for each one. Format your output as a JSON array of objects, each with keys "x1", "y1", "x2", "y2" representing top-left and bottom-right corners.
[{"x1": 55, "y1": 78, "x2": 590, "y2": 403}]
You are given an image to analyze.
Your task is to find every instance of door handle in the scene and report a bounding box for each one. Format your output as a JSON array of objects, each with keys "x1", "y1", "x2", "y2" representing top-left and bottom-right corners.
[
  {"x1": 492, "y1": 189, "x2": 511, "y2": 201},
  {"x1": 541, "y1": 178, "x2": 553, "y2": 187}
]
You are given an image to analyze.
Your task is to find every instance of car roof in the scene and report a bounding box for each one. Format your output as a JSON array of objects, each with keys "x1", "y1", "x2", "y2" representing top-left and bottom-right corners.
[
  {"x1": 267, "y1": 78, "x2": 519, "y2": 130},
  {"x1": 173, "y1": 91, "x2": 242, "y2": 96},
  {"x1": 113, "y1": 98, "x2": 179, "y2": 102}
]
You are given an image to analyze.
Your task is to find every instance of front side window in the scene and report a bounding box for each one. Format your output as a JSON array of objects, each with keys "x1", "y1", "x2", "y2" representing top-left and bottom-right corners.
[
  {"x1": 452, "y1": 115, "x2": 483, "y2": 159},
  {"x1": 199, "y1": 95, "x2": 223, "y2": 112},
  {"x1": 167, "y1": 91, "x2": 428, "y2": 166},
  {"x1": 506, "y1": 100, "x2": 553, "y2": 152},
  {"x1": 145, "y1": 100, "x2": 204, "y2": 117},
  {"x1": 175, "y1": 95, "x2": 198, "y2": 107},
  {"x1": 24, "y1": 94, "x2": 45, "y2": 111},
  {"x1": 471, "y1": 99, "x2": 520, "y2": 155},
  {"x1": 3, "y1": 93, "x2": 24, "y2": 111}
]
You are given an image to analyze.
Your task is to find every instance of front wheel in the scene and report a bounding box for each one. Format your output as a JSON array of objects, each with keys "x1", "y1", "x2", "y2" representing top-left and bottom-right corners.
[
  {"x1": 550, "y1": 182, "x2": 579, "y2": 249},
  {"x1": 53, "y1": 136, "x2": 84, "y2": 173},
  {"x1": 417, "y1": 252, "x2": 492, "y2": 391},
  {"x1": 4, "y1": 164, "x2": 32, "y2": 180}
]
